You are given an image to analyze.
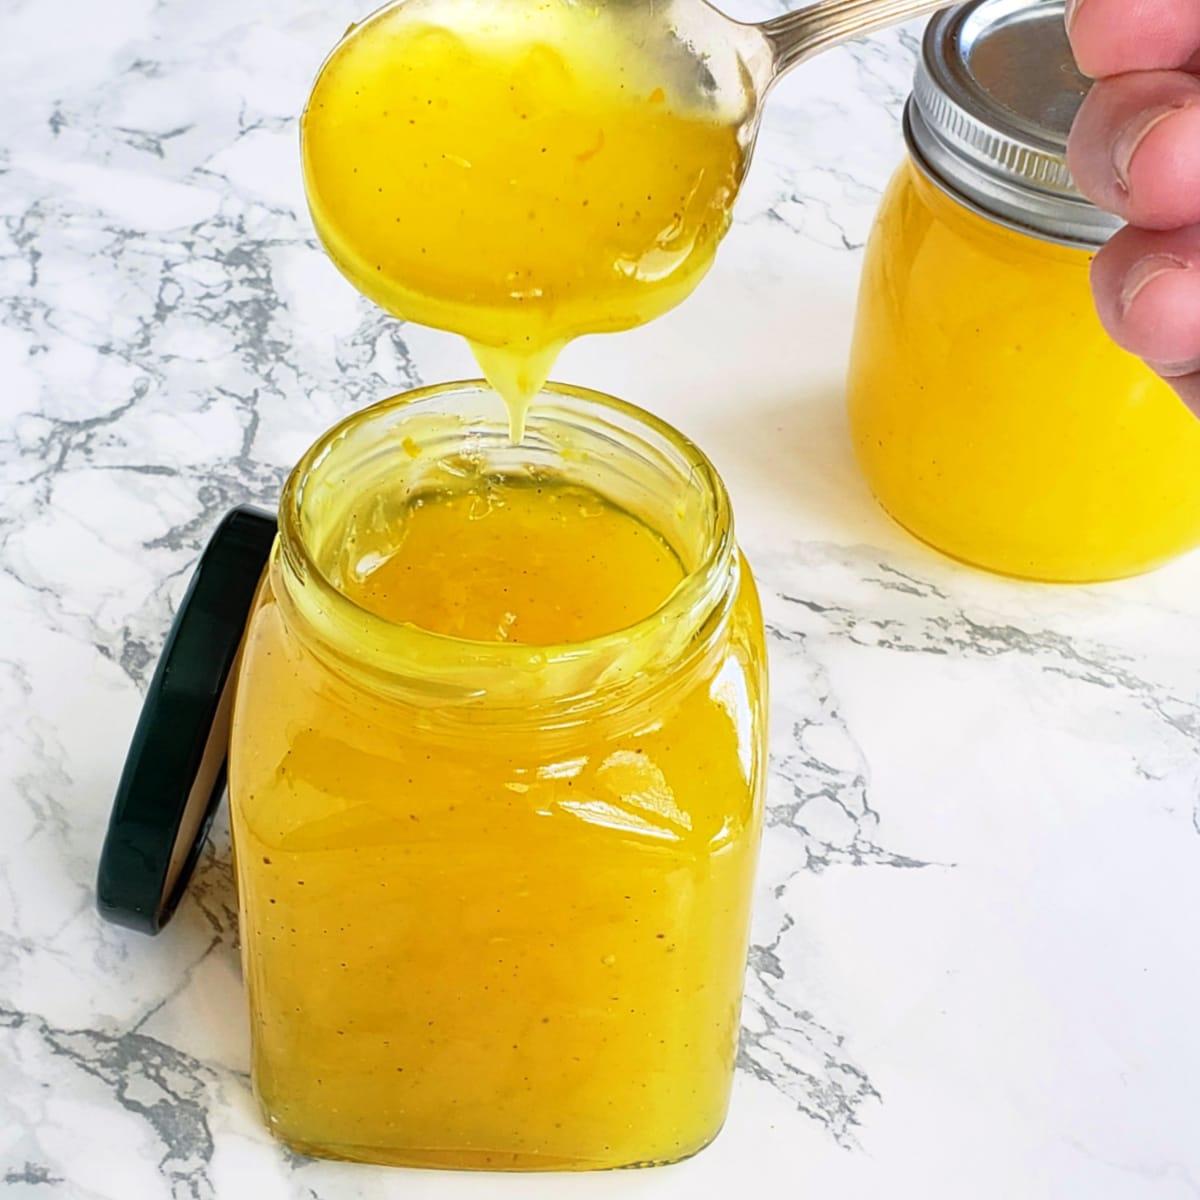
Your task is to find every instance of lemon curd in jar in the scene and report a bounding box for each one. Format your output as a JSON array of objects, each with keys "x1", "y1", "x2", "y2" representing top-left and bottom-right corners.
[
  {"x1": 848, "y1": 0, "x2": 1200, "y2": 583},
  {"x1": 229, "y1": 383, "x2": 767, "y2": 1170},
  {"x1": 300, "y1": 0, "x2": 747, "y2": 436},
  {"x1": 847, "y1": 161, "x2": 1200, "y2": 583}
]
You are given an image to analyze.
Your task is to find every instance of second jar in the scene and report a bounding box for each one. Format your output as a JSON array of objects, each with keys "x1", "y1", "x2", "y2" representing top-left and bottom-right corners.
[{"x1": 848, "y1": 0, "x2": 1200, "y2": 583}]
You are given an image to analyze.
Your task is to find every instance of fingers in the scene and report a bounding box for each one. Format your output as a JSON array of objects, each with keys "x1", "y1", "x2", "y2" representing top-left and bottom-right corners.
[
  {"x1": 1066, "y1": 1, "x2": 1200, "y2": 412},
  {"x1": 1090, "y1": 222, "x2": 1200, "y2": 411},
  {"x1": 1173, "y1": 374, "x2": 1200, "y2": 414},
  {"x1": 1067, "y1": 71, "x2": 1200, "y2": 230},
  {"x1": 1067, "y1": 0, "x2": 1200, "y2": 78}
]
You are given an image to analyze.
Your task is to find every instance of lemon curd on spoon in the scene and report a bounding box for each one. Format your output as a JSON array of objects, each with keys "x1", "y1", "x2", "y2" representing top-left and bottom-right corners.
[{"x1": 300, "y1": 0, "x2": 747, "y2": 438}]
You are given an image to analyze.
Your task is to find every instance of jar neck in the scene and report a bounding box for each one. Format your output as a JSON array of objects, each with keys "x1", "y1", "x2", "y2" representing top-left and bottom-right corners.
[
  {"x1": 273, "y1": 382, "x2": 737, "y2": 724},
  {"x1": 903, "y1": 98, "x2": 1112, "y2": 254},
  {"x1": 903, "y1": 152, "x2": 1093, "y2": 267}
]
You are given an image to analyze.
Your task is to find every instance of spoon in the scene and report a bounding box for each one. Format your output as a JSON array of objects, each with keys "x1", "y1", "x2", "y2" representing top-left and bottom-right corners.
[
  {"x1": 301, "y1": 0, "x2": 950, "y2": 437},
  {"x1": 744, "y1": 0, "x2": 948, "y2": 79},
  {"x1": 630, "y1": 0, "x2": 951, "y2": 152}
]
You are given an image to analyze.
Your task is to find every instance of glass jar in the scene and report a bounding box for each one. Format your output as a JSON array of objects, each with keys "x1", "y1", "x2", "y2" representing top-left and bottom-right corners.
[
  {"x1": 847, "y1": 0, "x2": 1200, "y2": 583},
  {"x1": 227, "y1": 382, "x2": 767, "y2": 1170}
]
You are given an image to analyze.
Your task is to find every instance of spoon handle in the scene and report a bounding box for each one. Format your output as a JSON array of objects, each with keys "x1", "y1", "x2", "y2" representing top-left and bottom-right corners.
[{"x1": 760, "y1": 0, "x2": 948, "y2": 75}]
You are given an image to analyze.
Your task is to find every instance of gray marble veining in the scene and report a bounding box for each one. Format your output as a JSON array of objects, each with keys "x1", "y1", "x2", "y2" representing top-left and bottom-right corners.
[{"x1": 4, "y1": 1, "x2": 1200, "y2": 1197}]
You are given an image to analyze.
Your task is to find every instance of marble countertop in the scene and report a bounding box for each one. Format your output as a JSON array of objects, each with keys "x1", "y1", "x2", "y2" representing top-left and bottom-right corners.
[{"x1": 5, "y1": 0, "x2": 1200, "y2": 1196}]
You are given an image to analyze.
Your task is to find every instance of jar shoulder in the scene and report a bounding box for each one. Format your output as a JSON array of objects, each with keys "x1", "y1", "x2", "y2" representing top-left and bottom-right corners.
[
  {"x1": 230, "y1": 556, "x2": 767, "y2": 850},
  {"x1": 870, "y1": 160, "x2": 1094, "y2": 283}
]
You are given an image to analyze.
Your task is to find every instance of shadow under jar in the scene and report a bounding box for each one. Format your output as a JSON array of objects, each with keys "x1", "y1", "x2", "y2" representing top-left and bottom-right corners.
[
  {"x1": 228, "y1": 382, "x2": 768, "y2": 1170},
  {"x1": 847, "y1": 0, "x2": 1200, "y2": 583}
]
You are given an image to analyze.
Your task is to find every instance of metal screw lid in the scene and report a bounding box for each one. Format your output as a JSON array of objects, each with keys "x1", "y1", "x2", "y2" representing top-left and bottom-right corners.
[{"x1": 905, "y1": 0, "x2": 1122, "y2": 249}]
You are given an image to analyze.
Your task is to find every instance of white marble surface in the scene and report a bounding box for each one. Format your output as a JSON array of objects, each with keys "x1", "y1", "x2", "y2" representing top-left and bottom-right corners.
[{"x1": 3, "y1": 1, "x2": 1200, "y2": 1197}]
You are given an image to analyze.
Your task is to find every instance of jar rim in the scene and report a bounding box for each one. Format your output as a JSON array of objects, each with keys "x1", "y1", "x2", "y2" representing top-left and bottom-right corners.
[{"x1": 275, "y1": 380, "x2": 736, "y2": 708}]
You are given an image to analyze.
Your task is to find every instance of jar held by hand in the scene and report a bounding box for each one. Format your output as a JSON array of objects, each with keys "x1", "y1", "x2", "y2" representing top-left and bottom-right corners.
[{"x1": 847, "y1": 0, "x2": 1200, "y2": 583}]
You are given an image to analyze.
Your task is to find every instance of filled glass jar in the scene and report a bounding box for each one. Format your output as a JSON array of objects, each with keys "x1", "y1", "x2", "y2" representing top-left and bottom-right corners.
[
  {"x1": 847, "y1": 0, "x2": 1200, "y2": 583},
  {"x1": 227, "y1": 382, "x2": 768, "y2": 1170}
]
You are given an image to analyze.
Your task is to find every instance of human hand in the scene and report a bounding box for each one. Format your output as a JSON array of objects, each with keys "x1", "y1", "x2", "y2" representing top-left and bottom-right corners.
[{"x1": 1066, "y1": 0, "x2": 1200, "y2": 412}]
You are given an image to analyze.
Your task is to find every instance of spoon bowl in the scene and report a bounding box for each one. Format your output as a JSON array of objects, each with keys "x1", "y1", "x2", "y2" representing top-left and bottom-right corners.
[{"x1": 300, "y1": 0, "x2": 948, "y2": 431}]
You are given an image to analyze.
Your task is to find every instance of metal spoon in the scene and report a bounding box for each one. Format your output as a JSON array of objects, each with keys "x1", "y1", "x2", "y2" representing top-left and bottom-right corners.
[{"x1": 609, "y1": 0, "x2": 950, "y2": 176}]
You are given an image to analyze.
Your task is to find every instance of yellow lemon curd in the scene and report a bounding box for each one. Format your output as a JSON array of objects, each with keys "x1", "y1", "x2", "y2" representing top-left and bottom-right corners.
[
  {"x1": 229, "y1": 389, "x2": 767, "y2": 1169},
  {"x1": 848, "y1": 162, "x2": 1200, "y2": 582},
  {"x1": 300, "y1": 0, "x2": 745, "y2": 438}
]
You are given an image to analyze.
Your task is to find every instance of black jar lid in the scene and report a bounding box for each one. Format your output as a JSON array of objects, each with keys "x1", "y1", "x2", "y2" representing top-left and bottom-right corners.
[{"x1": 96, "y1": 505, "x2": 277, "y2": 935}]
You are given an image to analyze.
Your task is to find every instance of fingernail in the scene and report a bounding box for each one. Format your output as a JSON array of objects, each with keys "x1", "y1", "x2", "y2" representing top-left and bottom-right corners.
[
  {"x1": 1064, "y1": 0, "x2": 1085, "y2": 31},
  {"x1": 1113, "y1": 105, "x2": 1187, "y2": 193},
  {"x1": 1147, "y1": 354, "x2": 1200, "y2": 380},
  {"x1": 1121, "y1": 255, "x2": 1190, "y2": 317}
]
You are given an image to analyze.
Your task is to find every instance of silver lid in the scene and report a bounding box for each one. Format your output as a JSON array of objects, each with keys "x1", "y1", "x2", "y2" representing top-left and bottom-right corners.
[{"x1": 905, "y1": 0, "x2": 1122, "y2": 248}]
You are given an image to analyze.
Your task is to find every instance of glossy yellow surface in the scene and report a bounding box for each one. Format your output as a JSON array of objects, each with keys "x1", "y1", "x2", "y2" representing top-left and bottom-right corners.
[
  {"x1": 340, "y1": 480, "x2": 685, "y2": 643},
  {"x1": 229, "y1": 472, "x2": 766, "y2": 1170},
  {"x1": 847, "y1": 162, "x2": 1200, "y2": 582},
  {"x1": 300, "y1": 0, "x2": 744, "y2": 438}
]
